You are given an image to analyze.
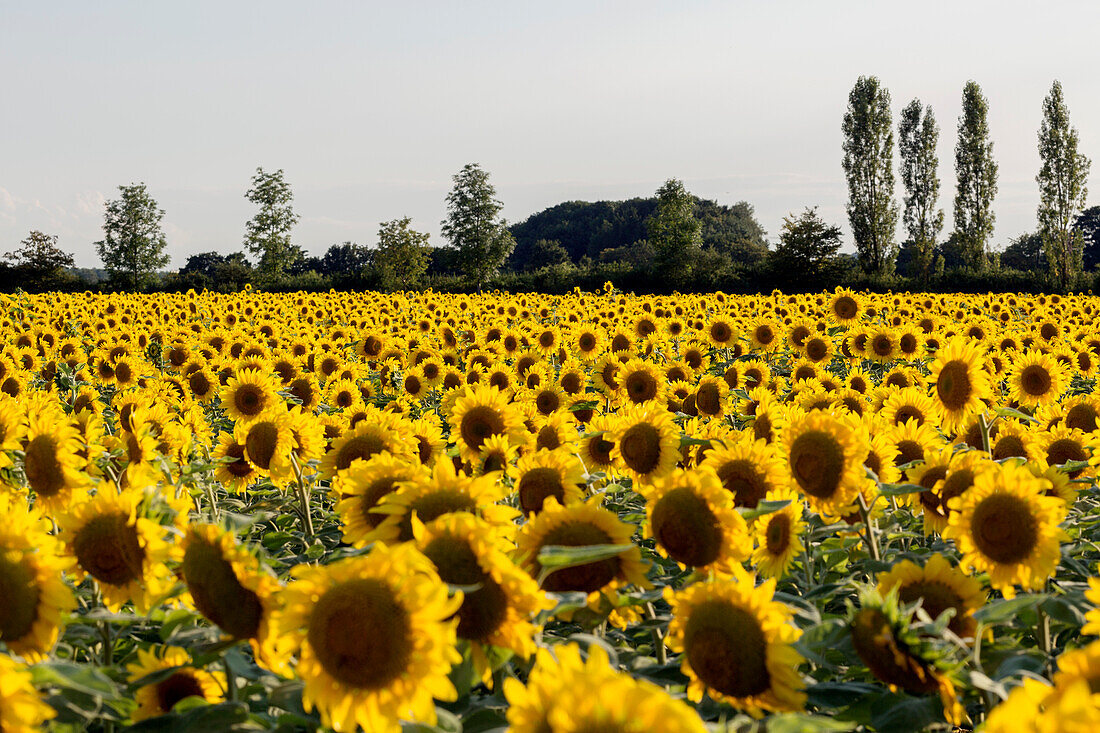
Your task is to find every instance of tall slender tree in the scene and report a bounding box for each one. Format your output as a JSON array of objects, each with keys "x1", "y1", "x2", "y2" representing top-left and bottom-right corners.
[
  {"x1": 646, "y1": 178, "x2": 702, "y2": 285},
  {"x1": 441, "y1": 163, "x2": 515, "y2": 289},
  {"x1": 1037, "y1": 80, "x2": 1091, "y2": 291},
  {"x1": 953, "y1": 81, "x2": 998, "y2": 271},
  {"x1": 244, "y1": 168, "x2": 301, "y2": 281},
  {"x1": 842, "y1": 76, "x2": 898, "y2": 276},
  {"x1": 95, "y1": 183, "x2": 170, "y2": 290},
  {"x1": 898, "y1": 100, "x2": 944, "y2": 284}
]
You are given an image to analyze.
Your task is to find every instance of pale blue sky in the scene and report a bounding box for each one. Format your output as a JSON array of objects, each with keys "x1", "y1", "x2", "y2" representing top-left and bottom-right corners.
[{"x1": 1, "y1": 1, "x2": 1098, "y2": 267}]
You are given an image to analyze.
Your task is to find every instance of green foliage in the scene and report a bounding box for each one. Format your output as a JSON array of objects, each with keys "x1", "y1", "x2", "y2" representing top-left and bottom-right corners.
[
  {"x1": 953, "y1": 81, "x2": 999, "y2": 272},
  {"x1": 646, "y1": 178, "x2": 703, "y2": 286},
  {"x1": 1076, "y1": 206, "x2": 1100, "y2": 271},
  {"x1": 999, "y1": 232, "x2": 1045, "y2": 273},
  {"x1": 770, "y1": 207, "x2": 844, "y2": 284},
  {"x1": 3, "y1": 230, "x2": 77, "y2": 291},
  {"x1": 95, "y1": 182, "x2": 170, "y2": 291},
  {"x1": 898, "y1": 100, "x2": 944, "y2": 285},
  {"x1": 441, "y1": 163, "x2": 516, "y2": 289},
  {"x1": 243, "y1": 168, "x2": 301, "y2": 282},
  {"x1": 842, "y1": 76, "x2": 898, "y2": 276},
  {"x1": 175, "y1": 252, "x2": 253, "y2": 292},
  {"x1": 375, "y1": 217, "x2": 431, "y2": 291},
  {"x1": 1037, "y1": 80, "x2": 1092, "y2": 291}
]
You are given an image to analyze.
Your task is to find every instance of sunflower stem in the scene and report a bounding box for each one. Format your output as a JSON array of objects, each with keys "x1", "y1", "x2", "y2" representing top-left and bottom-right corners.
[
  {"x1": 1037, "y1": 604, "x2": 1053, "y2": 676},
  {"x1": 99, "y1": 620, "x2": 112, "y2": 667},
  {"x1": 857, "y1": 493, "x2": 881, "y2": 562},
  {"x1": 224, "y1": 657, "x2": 237, "y2": 702},
  {"x1": 204, "y1": 480, "x2": 220, "y2": 522},
  {"x1": 289, "y1": 453, "x2": 315, "y2": 540},
  {"x1": 645, "y1": 603, "x2": 667, "y2": 665},
  {"x1": 978, "y1": 413, "x2": 993, "y2": 455}
]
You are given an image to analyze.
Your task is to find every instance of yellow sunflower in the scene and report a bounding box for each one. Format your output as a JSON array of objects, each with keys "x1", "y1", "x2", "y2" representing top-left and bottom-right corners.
[
  {"x1": 212, "y1": 430, "x2": 258, "y2": 492},
  {"x1": 751, "y1": 487, "x2": 806, "y2": 580},
  {"x1": 876, "y1": 553, "x2": 985, "y2": 641},
  {"x1": 665, "y1": 565, "x2": 806, "y2": 716},
  {"x1": 828, "y1": 287, "x2": 862, "y2": 325},
  {"x1": 318, "y1": 407, "x2": 415, "y2": 480},
  {"x1": 608, "y1": 404, "x2": 680, "y2": 485},
  {"x1": 448, "y1": 385, "x2": 526, "y2": 463},
  {"x1": 782, "y1": 409, "x2": 870, "y2": 517},
  {"x1": 0, "y1": 654, "x2": 55, "y2": 732},
  {"x1": 127, "y1": 646, "x2": 225, "y2": 722},
  {"x1": 272, "y1": 543, "x2": 461, "y2": 733},
  {"x1": 615, "y1": 359, "x2": 666, "y2": 407},
  {"x1": 643, "y1": 467, "x2": 752, "y2": 574},
  {"x1": 701, "y1": 437, "x2": 787, "y2": 509},
  {"x1": 20, "y1": 409, "x2": 89, "y2": 512},
  {"x1": 1007, "y1": 349, "x2": 1068, "y2": 409},
  {"x1": 220, "y1": 368, "x2": 280, "y2": 423},
  {"x1": 943, "y1": 460, "x2": 1068, "y2": 598},
  {"x1": 509, "y1": 448, "x2": 586, "y2": 516}
]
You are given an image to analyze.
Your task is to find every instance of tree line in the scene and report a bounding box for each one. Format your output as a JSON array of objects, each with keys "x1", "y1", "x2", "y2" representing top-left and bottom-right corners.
[{"x1": 1, "y1": 77, "x2": 1094, "y2": 294}]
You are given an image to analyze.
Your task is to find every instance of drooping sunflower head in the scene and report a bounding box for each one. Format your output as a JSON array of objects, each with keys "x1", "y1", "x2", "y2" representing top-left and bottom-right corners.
[
  {"x1": 509, "y1": 448, "x2": 586, "y2": 516},
  {"x1": 233, "y1": 407, "x2": 295, "y2": 484},
  {"x1": 782, "y1": 410, "x2": 870, "y2": 516}
]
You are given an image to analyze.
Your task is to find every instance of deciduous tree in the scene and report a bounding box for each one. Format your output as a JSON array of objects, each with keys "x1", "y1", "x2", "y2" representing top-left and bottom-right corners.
[
  {"x1": 441, "y1": 164, "x2": 515, "y2": 289},
  {"x1": 842, "y1": 76, "x2": 898, "y2": 275},
  {"x1": 376, "y1": 217, "x2": 431, "y2": 291},
  {"x1": 244, "y1": 168, "x2": 300, "y2": 281},
  {"x1": 646, "y1": 178, "x2": 702, "y2": 285},
  {"x1": 95, "y1": 183, "x2": 169, "y2": 290}
]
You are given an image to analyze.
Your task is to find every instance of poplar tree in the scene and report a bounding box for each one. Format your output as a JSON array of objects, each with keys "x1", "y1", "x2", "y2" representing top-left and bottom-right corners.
[
  {"x1": 898, "y1": 100, "x2": 944, "y2": 284},
  {"x1": 1037, "y1": 80, "x2": 1091, "y2": 291},
  {"x1": 842, "y1": 76, "x2": 898, "y2": 276},
  {"x1": 953, "y1": 81, "x2": 998, "y2": 271}
]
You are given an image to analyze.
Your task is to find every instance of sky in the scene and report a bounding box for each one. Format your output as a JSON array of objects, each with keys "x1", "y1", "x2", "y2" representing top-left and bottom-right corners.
[{"x1": 1, "y1": 0, "x2": 1099, "y2": 268}]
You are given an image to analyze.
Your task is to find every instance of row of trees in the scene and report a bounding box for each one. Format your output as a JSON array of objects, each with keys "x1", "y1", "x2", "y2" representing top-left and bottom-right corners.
[{"x1": 843, "y1": 77, "x2": 1091, "y2": 290}]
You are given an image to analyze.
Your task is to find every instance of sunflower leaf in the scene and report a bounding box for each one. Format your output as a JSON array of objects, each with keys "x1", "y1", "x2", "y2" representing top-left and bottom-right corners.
[
  {"x1": 737, "y1": 499, "x2": 791, "y2": 521},
  {"x1": 993, "y1": 406, "x2": 1039, "y2": 423},
  {"x1": 537, "y1": 543, "x2": 633, "y2": 569},
  {"x1": 974, "y1": 594, "x2": 1048, "y2": 624},
  {"x1": 878, "y1": 482, "x2": 927, "y2": 497}
]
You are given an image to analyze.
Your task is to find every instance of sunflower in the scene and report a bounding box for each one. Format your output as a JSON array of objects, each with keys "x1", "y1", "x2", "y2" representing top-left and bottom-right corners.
[
  {"x1": 510, "y1": 448, "x2": 586, "y2": 516},
  {"x1": 876, "y1": 553, "x2": 985, "y2": 641},
  {"x1": 366, "y1": 459, "x2": 518, "y2": 544},
  {"x1": 615, "y1": 359, "x2": 665, "y2": 407},
  {"x1": 212, "y1": 430, "x2": 257, "y2": 492},
  {"x1": 448, "y1": 384, "x2": 526, "y2": 463},
  {"x1": 20, "y1": 409, "x2": 89, "y2": 512},
  {"x1": 220, "y1": 368, "x2": 280, "y2": 423},
  {"x1": 233, "y1": 407, "x2": 295, "y2": 484},
  {"x1": 828, "y1": 287, "x2": 862, "y2": 325},
  {"x1": 414, "y1": 513, "x2": 551, "y2": 676},
  {"x1": 1037, "y1": 424, "x2": 1092, "y2": 479},
  {"x1": 578, "y1": 415, "x2": 617, "y2": 478},
  {"x1": 272, "y1": 543, "x2": 461, "y2": 733},
  {"x1": 693, "y1": 375, "x2": 731, "y2": 418},
  {"x1": 570, "y1": 328, "x2": 605, "y2": 363},
  {"x1": 127, "y1": 646, "x2": 225, "y2": 722},
  {"x1": 943, "y1": 460, "x2": 1068, "y2": 598},
  {"x1": 740, "y1": 387, "x2": 787, "y2": 444},
  {"x1": 884, "y1": 418, "x2": 944, "y2": 470},
  {"x1": 989, "y1": 418, "x2": 1041, "y2": 462},
  {"x1": 1007, "y1": 349, "x2": 1068, "y2": 409},
  {"x1": 516, "y1": 497, "x2": 649, "y2": 594},
  {"x1": 1062, "y1": 394, "x2": 1100, "y2": 433},
  {"x1": 0, "y1": 654, "x2": 55, "y2": 732},
  {"x1": 782, "y1": 410, "x2": 870, "y2": 517},
  {"x1": 608, "y1": 404, "x2": 680, "y2": 485},
  {"x1": 665, "y1": 566, "x2": 806, "y2": 716},
  {"x1": 528, "y1": 411, "x2": 578, "y2": 453},
  {"x1": 59, "y1": 487, "x2": 173, "y2": 612},
  {"x1": 504, "y1": 644, "x2": 707, "y2": 733},
  {"x1": 751, "y1": 487, "x2": 806, "y2": 580},
  {"x1": 881, "y1": 387, "x2": 937, "y2": 428},
  {"x1": 0, "y1": 495, "x2": 74, "y2": 660},
  {"x1": 177, "y1": 523, "x2": 283, "y2": 671},
  {"x1": 318, "y1": 408, "x2": 415, "y2": 479},
  {"x1": 904, "y1": 446, "x2": 956, "y2": 535},
  {"x1": 701, "y1": 437, "x2": 786, "y2": 509},
  {"x1": 643, "y1": 467, "x2": 751, "y2": 574},
  {"x1": 334, "y1": 453, "x2": 431, "y2": 546}
]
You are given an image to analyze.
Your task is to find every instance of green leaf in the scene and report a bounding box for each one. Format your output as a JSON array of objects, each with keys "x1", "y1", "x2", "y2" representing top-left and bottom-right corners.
[
  {"x1": 32, "y1": 661, "x2": 120, "y2": 698},
  {"x1": 537, "y1": 543, "x2": 633, "y2": 569},
  {"x1": 737, "y1": 499, "x2": 791, "y2": 521},
  {"x1": 878, "y1": 482, "x2": 926, "y2": 497},
  {"x1": 994, "y1": 406, "x2": 1039, "y2": 423},
  {"x1": 974, "y1": 594, "x2": 1048, "y2": 624}
]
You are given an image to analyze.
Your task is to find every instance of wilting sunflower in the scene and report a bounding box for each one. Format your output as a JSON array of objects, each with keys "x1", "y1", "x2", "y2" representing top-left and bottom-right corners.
[
  {"x1": 272, "y1": 543, "x2": 461, "y2": 733},
  {"x1": 504, "y1": 644, "x2": 707, "y2": 733},
  {"x1": 414, "y1": 513, "x2": 551, "y2": 676},
  {"x1": 608, "y1": 404, "x2": 680, "y2": 484},
  {"x1": 59, "y1": 487, "x2": 173, "y2": 612},
  {"x1": 318, "y1": 408, "x2": 415, "y2": 479},
  {"x1": 449, "y1": 384, "x2": 526, "y2": 463},
  {"x1": 516, "y1": 497, "x2": 649, "y2": 594},
  {"x1": 876, "y1": 553, "x2": 985, "y2": 641},
  {"x1": 701, "y1": 437, "x2": 786, "y2": 509},
  {"x1": 127, "y1": 646, "x2": 225, "y2": 722},
  {"x1": 0, "y1": 495, "x2": 74, "y2": 660},
  {"x1": 20, "y1": 409, "x2": 89, "y2": 512},
  {"x1": 782, "y1": 410, "x2": 870, "y2": 517},
  {"x1": 220, "y1": 368, "x2": 280, "y2": 423},
  {"x1": 665, "y1": 566, "x2": 806, "y2": 716},
  {"x1": 848, "y1": 588, "x2": 964, "y2": 726},
  {"x1": 643, "y1": 467, "x2": 751, "y2": 574},
  {"x1": 1007, "y1": 349, "x2": 1068, "y2": 409},
  {"x1": 751, "y1": 487, "x2": 806, "y2": 580},
  {"x1": 0, "y1": 654, "x2": 55, "y2": 732},
  {"x1": 943, "y1": 460, "x2": 1068, "y2": 598},
  {"x1": 177, "y1": 523, "x2": 283, "y2": 671},
  {"x1": 510, "y1": 448, "x2": 586, "y2": 516},
  {"x1": 366, "y1": 459, "x2": 517, "y2": 544}
]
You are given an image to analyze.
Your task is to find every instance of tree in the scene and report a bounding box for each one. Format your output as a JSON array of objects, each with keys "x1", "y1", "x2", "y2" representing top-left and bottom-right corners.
[
  {"x1": 525, "y1": 239, "x2": 570, "y2": 270},
  {"x1": 177, "y1": 251, "x2": 252, "y2": 292},
  {"x1": 244, "y1": 168, "x2": 300, "y2": 281},
  {"x1": 1037, "y1": 81, "x2": 1091, "y2": 291},
  {"x1": 376, "y1": 217, "x2": 431, "y2": 291},
  {"x1": 953, "y1": 81, "x2": 999, "y2": 271},
  {"x1": 95, "y1": 183, "x2": 170, "y2": 290},
  {"x1": 770, "y1": 207, "x2": 844, "y2": 285},
  {"x1": 1075, "y1": 206, "x2": 1100, "y2": 270},
  {"x1": 646, "y1": 178, "x2": 702, "y2": 285},
  {"x1": 441, "y1": 163, "x2": 515, "y2": 289},
  {"x1": 318, "y1": 242, "x2": 372, "y2": 286},
  {"x1": 842, "y1": 76, "x2": 898, "y2": 276},
  {"x1": 1000, "y1": 232, "x2": 1045, "y2": 272},
  {"x1": 898, "y1": 100, "x2": 944, "y2": 284},
  {"x1": 4, "y1": 230, "x2": 76, "y2": 290}
]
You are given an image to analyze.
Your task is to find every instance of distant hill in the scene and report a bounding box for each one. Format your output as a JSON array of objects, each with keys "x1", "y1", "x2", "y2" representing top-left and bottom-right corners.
[{"x1": 507, "y1": 196, "x2": 769, "y2": 271}]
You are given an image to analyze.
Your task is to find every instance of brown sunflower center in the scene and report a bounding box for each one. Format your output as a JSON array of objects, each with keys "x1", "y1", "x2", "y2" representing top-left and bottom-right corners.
[
  {"x1": 244, "y1": 421, "x2": 280, "y2": 471},
  {"x1": 535, "y1": 390, "x2": 561, "y2": 415},
  {"x1": 334, "y1": 433, "x2": 386, "y2": 471},
  {"x1": 894, "y1": 406, "x2": 924, "y2": 426},
  {"x1": 560, "y1": 372, "x2": 582, "y2": 395},
  {"x1": 233, "y1": 384, "x2": 266, "y2": 416},
  {"x1": 538, "y1": 522, "x2": 618, "y2": 593},
  {"x1": 806, "y1": 338, "x2": 828, "y2": 362},
  {"x1": 1046, "y1": 438, "x2": 1086, "y2": 472},
  {"x1": 684, "y1": 600, "x2": 771, "y2": 698},
  {"x1": 789, "y1": 431, "x2": 845, "y2": 499},
  {"x1": 695, "y1": 382, "x2": 723, "y2": 416},
  {"x1": 307, "y1": 578, "x2": 411, "y2": 689},
  {"x1": 72, "y1": 512, "x2": 145, "y2": 587},
  {"x1": 223, "y1": 442, "x2": 254, "y2": 479},
  {"x1": 897, "y1": 580, "x2": 972, "y2": 638},
  {"x1": 650, "y1": 487, "x2": 722, "y2": 568},
  {"x1": 710, "y1": 322, "x2": 732, "y2": 343},
  {"x1": 398, "y1": 491, "x2": 478, "y2": 542},
  {"x1": 970, "y1": 493, "x2": 1039, "y2": 564},
  {"x1": 834, "y1": 296, "x2": 858, "y2": 320},
  {"x1": 518, "y1": 467, "x2": 568, "y2": 516},
  {"x1": 422, "y1": 536, "x2": 508, "y2": 642},
  {"x1": 1019, "y1": 365, "x2": 1052, "y2": 397},
  {"x1": 619, "y1": 422, "x2": 662, "y2": 476},
  {"x1": 586, "y1": 436, "x2": 614, "y2": 466},
  {"x1": 714, "y1": 459, "x2": 767, "y2": 509},
  {"x1": 1065, "y1": 403, "x2": 1099, "y2": 432},
  {"x1": 24, "y1": 434, "x2": 66, "y2": 498},
  {"x1": 288, "y1": 378, "x2": 315, "y2": 406},
  {"x1": 991, "y1": 435, "x2": 1027, "y2": 461},
  {"x1": 536, "y1": 425, "x2": 561, "y2": 452},
  {"x1": 623, "y1": 369, "x2": 659, "y2": 404},
  {"x1": 188, "y1": 371, "x2": 212, "y2": 397},
  {"x1": 460, "y1": 405, "x2": 505, "y2": 452},
  {"x1": 578, "y1": 333, "x2": 597, "y2": 352},
  {"x1": 181, "y1": 538, "x2": 263, "y2": 640},
  {"x1": 872, "y1": 336, "x2": 893, "y2": 357},
  {"x1": 0, "y1": 552, "x2": 39, "y2": 643},
  {"x1": 850, "y1": 607, "x2": 939, "y2": 694},
  {"x1": 765, "y1": 513, "x2": 791, "y2": 554},
  {"x1": 155, "y1": 671, "x2": 206, "y2": 713}
]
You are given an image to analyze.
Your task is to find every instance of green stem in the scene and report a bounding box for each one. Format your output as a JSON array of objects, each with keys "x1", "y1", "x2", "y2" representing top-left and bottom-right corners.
[
  {"x1": 224, "y1": 657, "x2": 237, "y2": 702},
  {"x1": 857, "y1": 493, "x2": 881, "y2": 562},
  {"x1": 289, "y1": 453, "x2": 315, "y2": 540},
  {"x1": 645, "y1": 603, "x2": 668, "y2": 665}
]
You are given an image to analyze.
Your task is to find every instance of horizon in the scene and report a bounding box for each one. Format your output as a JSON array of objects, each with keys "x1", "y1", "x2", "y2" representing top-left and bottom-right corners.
[{"x1": 2, "y1": 1, "x2": 1099, "y2": 268}]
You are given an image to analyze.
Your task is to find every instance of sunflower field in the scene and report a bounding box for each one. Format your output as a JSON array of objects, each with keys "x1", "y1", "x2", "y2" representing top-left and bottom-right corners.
[{"x1": 4, "y1": 285, "x2": 1100, "y2": 732}]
